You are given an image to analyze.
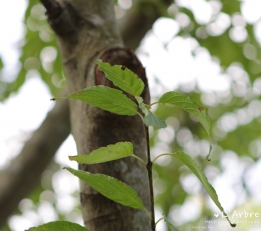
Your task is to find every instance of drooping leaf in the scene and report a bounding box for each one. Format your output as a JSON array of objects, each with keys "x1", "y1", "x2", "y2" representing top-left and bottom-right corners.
[
  {"x1": 69, "y1": 142, "x2": 133, "y2": 164},
  {"x1": 165, "y1": 152, "x2": 234, "y2": 226},
  {"x1": 27, "y1": 221, "x2": 88, "y2": 231},
  {"x1": 96, "y1": 60, "x2": 144, "y2": 96},
  {"x1": 65, "y1": 168, "x2": 145, "y2": 210},
  {"x1": 144, "y1": 110, "x2": 167, "y2": 128},
  {"x1": 162, "y1": 214, "x2": 179, "y2": 231},
  {"x1": 67, "y1": 86, "x2": 138, "y2": 116},
  {"x1": 158, "y1": 91, "x2": 210, "y2": 136}
]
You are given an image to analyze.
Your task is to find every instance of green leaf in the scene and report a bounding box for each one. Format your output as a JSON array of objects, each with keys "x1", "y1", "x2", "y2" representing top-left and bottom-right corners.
[
  {"x1": 144, "y1": 110, "x2": 167, "y2": 128},
  {"x1": 27, "y1": 221, "x2": 89, "y2": 231},
  {"x1": 69, "y1": 142, "x2": 133, "y2": 164},
  {"x1": 158, "y1": 91, "x2": 210, "y2": 136},
  {"x1": 162, "y1": 214, "x2": 179, "y2": 231},
  {"x1": 65, "y1": 168, "x2": 145, "y2": 210},
  {"x1": 67, "y1": 86, "x2": 138, "y2": 116},
  {"x1": 167, "y1": 152, "x2": 234, "y2": 226},
  {"x1": 96, "y1": 60, "x2": 144, "y2": 96}
]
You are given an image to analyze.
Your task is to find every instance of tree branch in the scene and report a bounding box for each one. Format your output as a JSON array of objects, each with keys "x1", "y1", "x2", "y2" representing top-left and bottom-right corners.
[
  {"x1": 120, "y1": 0, "x2": 174, "y2": 50},
  {"x1": 40, "y1": 0, "x2": 85, "y2": 35}
]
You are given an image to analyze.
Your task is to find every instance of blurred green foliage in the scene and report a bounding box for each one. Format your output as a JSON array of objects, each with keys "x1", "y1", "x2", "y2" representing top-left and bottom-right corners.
[
  {"x1": 1, "y1": 0, "x2": 64, "y2": 101},
  {"x1": 151, "y1": 1, "x2": 261, "y2": 230}
]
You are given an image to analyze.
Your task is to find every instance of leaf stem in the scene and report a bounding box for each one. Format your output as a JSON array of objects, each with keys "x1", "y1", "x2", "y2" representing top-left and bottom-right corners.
[
  {"x1": 152, "y1": 153, "x2": 170, "y2": 165},
  {"x1": 137, "y1": 112, "x2": 144, "y2": 121},
  {"x1": 145, "y1": 126, "x2": 155, "y2": 231},
  {"x1": 132, "y1": 154, "x2": 147, "y2": 166},
  {"x1": 154, "y1": 217, "x2": 164, "y2": 228},
  {"x1": 149, "y1": 102, "x2": 159, "y2": 107},
  {"x1": 144, "y1": 207, "x2": 152, "y2": 221}
]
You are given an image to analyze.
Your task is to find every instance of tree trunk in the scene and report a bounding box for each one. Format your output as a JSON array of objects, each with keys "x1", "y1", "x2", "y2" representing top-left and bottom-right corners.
[{"x1": 43, "y1": 0, "x2": 151, "y2": 230}]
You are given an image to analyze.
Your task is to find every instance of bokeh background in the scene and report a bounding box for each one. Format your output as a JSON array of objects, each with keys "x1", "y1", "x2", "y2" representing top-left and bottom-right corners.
[{"x1": 1, "y1": 0, "x2": 261, "y2": 230}]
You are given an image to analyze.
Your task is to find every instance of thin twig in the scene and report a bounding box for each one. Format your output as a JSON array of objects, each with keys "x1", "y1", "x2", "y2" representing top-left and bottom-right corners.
[{"x1": 145, "y1": 126, "x2": 155, "y2": 231}]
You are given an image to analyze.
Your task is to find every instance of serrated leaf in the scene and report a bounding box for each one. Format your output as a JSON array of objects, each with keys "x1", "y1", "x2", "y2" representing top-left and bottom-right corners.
[
  {"x1": 96, "y1": 60, "x2": 144, "y2": 96},
  {"x1": 144, "y1": 110, "x2": 167, "y2": 128},
  {"x1": 67, "y1": 86, "x2": 138, "y2": 116},
  {"x1": 27, "y1": 221, "x2": 89, "y2": 231},
  {"x1": 158, "y1": 91, "x2": 210, "y2": 135},
  {"x1": 162, "y1": 214, "x2": 179, "y2": 231},
  {"x1": 69, "y1": 142, "x2": 133, "y2": 164},
  {"x1": 167, "y1": 152, "x2": 233, "y2": 225},
  {"x1": 66, "y1": 168, "x2": 145, "y2": 210}
]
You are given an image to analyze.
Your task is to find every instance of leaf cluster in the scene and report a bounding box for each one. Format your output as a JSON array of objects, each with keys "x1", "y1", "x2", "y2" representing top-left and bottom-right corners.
[{"x1": 29, "y1": 62, "x2": 235, "y2": 230}]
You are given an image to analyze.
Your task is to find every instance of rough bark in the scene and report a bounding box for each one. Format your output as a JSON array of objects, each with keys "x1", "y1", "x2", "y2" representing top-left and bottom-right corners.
[
  {"x1": 0, "y1": 0, "x2": 174, "y2": 229},
  {"x1": 44, "y1": 0, "x2": 151, "y2": 230}
]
